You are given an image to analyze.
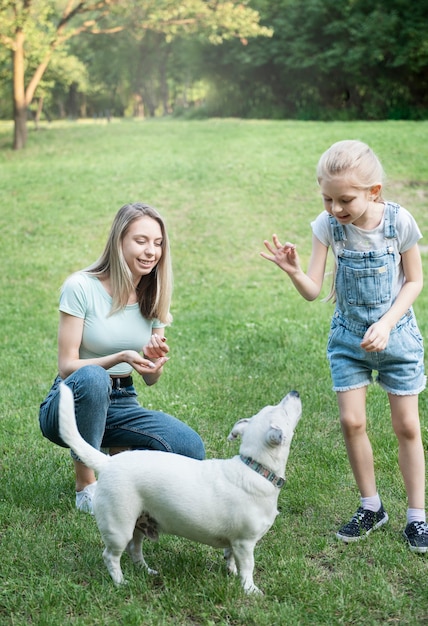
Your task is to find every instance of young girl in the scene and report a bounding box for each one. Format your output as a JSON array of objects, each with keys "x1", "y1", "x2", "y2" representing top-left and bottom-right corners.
[
  {"x1": 40, "y1": 202, "x2": 205, "y2": 514},
  {"x1": 261, "y1": 140, "x2": 427, "y2": 552}
]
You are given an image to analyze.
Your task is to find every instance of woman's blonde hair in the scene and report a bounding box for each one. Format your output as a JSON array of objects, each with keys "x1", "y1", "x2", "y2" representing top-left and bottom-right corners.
[
  {"x1": 317, "y1": 139, "x2": 385, "y2": 197},
  {"x1": 85, "y1": 202, "x2": 173, "y2": 324}
]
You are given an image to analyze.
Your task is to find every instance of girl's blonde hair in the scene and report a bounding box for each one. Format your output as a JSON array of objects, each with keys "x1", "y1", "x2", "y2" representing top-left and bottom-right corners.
[
  {"x1": 317, "y1": 139, "x2": 385, "y2": 198},
  {"x1": 85, "y1": 202, "x2": 173, "y2": 324}
]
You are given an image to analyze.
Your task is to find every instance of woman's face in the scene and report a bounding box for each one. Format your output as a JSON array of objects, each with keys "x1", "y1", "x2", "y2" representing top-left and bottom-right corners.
[{"x1": 122, "y1": 216, "x2": 163, "y2": 284}]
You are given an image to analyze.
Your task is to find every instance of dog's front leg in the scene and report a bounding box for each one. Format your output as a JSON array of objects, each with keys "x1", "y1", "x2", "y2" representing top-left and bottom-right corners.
[
  {"x1": 230, "y1": 540, "x2": 263, "y2": 595},
  {"x1": 126, "y1": 531, "x2": 158, "y2": 576}
]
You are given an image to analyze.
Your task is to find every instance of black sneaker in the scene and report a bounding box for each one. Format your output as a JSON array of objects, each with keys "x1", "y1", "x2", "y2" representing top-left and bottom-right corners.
[
  {"x1": 336, "y1": 504, "x2": 389, "y2": 542},
  {"x1": 403, "y1": 521, "x2": 428, "y2": 553}
]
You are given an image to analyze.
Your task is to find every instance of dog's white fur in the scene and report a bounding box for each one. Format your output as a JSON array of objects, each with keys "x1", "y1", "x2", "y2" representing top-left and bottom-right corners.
[{"x1": 59, "y1": 383, "x2": 301, "y2": 594}]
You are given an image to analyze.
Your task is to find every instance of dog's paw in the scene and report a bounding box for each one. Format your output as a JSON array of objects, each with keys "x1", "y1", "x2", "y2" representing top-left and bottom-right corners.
[
  {"x1": 244, "y1": 583, "x2": 263, "y2": 595},
  {"x1": 147, "y1": 567, "x2": 159, "y2": 576},
  {"x1": 132, "y1": 557, "x2": 158, "y2": 576},
  {"x1": 225, "y1": 559, "x2": 238, "y2": 576},
  {"x1": 109, "y1": 572, "x2": 128, "y2": 587},
  {"x1": 227, "y1": 563, "x2": 238, "y2": 576},
  {"x1": 135, "y1": 512, "x2": 159, "y2": 541},
  {"x1": 224, "y1": 548, "x2": 238, "y2": 576}
]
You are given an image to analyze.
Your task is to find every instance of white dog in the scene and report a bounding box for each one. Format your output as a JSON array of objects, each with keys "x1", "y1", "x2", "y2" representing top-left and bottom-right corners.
[{"x1": 59, "y1": 383, "x2": 301, "y2": 594}]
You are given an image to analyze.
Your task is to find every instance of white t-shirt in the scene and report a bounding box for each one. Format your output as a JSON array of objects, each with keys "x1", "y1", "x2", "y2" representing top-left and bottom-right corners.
[
  {"x1": 59, "y1": 272, "x2": 164, "y2": 376},
  {"x1": 311, "y1": 203, "x2": 422, "y2": 300}
]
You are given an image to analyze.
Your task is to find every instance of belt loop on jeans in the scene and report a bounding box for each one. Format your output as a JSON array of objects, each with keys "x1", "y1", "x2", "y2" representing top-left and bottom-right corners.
[{"x1": 110, "y1": 375, "x2": 133, "y2": 389}]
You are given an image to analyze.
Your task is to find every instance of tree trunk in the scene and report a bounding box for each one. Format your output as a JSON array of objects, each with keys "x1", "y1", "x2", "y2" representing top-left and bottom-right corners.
[
  {"x1": 13, "y1": 30, "x2": 27, "y2": 150},
  {"x1": 158, "y1": 43, "x2": 171, "y2": 116},
  {"x1": 160, "y1": 57, "x2": 170, "y2": 116},
  {"x1": 34, "y1": 96, "x2": 44, "y2": 129},
  {"x1": 68, "y1": 82, "x2": 78, "y2": 118}
]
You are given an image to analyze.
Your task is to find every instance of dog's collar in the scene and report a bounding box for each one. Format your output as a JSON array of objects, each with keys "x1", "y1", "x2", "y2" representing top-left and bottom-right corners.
[{"x1": 239, "y1": 455, "x2": 285, "y2": 488}]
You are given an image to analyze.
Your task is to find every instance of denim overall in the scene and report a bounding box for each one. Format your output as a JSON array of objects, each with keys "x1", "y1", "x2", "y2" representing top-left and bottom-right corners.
[
  {"x1": 326, "y1": 202, "x2": 425, "y2": 394},
  {"x1": 332, "y1": 202, "x2": 398, "y2": 333}
]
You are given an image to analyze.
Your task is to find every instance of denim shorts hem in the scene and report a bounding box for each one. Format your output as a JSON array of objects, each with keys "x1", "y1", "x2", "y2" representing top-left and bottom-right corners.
[
  {"x1": 377, "y1": 376, "x2": 427, "y2": 397},
  {"x1": 332, "y1": 380, "x2": 371, "y2": 393}
]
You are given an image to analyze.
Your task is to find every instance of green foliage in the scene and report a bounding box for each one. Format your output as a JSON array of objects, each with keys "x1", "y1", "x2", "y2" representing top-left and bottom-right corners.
[
  {"x1": 0, "y1": 119, "x2": 428, "y2": 624},
  {"x1": 134, "y1": 0, "x2": 273, "y2": 43},
  {"x1": 0, "y1": 0, "x2": 271, "y2": 136},
  {"x1": 2, "y1": 1, "x2": 426, "y2": 124},
  {"x1": 199, "y1": 0, "x2": 428, "y2": 120}
]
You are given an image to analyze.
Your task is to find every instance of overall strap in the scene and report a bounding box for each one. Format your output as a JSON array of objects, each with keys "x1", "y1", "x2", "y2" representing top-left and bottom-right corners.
[
  {"x1": 383, "y1": 202, "x2": 399, "y2": 239},
  {"x1": 329, "y1": 202, "x2": 399, "y2": 243},
  {"x1": 328, "y1": 215, "x2": 346, "y2": 243}
]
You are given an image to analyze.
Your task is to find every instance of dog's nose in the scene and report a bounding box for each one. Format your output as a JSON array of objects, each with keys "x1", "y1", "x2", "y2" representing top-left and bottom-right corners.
[{"x1": 289, "y1": 390, "x2": 300, "y2": 398}]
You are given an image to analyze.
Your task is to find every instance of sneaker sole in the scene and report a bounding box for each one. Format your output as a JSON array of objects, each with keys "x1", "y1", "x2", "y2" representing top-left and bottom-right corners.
[
  {"x1": 403, "y1": 532, "x2": 428, "y2": 554},
  {"x1": 336, "y1": 512, "x2": 389, "y2": 543}
]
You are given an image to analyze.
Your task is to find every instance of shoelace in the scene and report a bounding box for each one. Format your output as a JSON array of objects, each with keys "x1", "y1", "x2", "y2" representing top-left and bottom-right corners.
[
  {"x1": 351, "y1": 508, "x2": 367, "y2": 524},
  {"x1": 412, "y1": 521, "x2": 428, "y2": 535}
]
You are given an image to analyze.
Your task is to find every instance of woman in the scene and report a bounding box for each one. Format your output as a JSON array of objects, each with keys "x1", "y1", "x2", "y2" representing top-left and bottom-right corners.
[{"x1": 40, "y1": 202, "x2": 205, "y2": 514}]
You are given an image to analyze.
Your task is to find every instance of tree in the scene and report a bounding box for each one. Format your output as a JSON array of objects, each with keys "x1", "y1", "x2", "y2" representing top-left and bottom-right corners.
[
  {"x1": 198, "y1": 0, "x2": 428, "y2": 120},
  {"x1": 0, "y1": 1, "x2": 272, "y2": 149}
]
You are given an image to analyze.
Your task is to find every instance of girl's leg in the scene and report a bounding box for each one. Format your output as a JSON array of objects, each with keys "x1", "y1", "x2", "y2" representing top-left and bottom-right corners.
[
  {"x1": 336, "y1": 387, "x2": 388, "y2": 541},
  {"x1": 389, "y1": 393, "x2": 425, "y2": 509},
  {"x1": 389, "y1": 393, "x2": 428, "y2": 552},
  {"x1": 337, "y1": 387, "x2": 377, "y2": 497}
]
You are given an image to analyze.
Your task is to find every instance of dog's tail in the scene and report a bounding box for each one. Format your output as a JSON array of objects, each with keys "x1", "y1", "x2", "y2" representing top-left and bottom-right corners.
[{"x1": 59, "y1": 382, "x2": 109, "y2": 474}]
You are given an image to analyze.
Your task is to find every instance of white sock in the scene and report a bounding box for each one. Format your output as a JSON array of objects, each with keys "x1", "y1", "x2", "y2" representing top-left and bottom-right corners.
[
  {"x1": 406, "y1": 508, "x2": 426, "y2": 525},
  {"x1": 361, "y1": 493, "x2": 381, "y2": 512}
]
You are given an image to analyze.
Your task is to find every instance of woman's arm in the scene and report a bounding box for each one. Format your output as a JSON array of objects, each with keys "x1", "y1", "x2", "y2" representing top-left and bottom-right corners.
[
  {"x1": 141, "y1": 328, "x2": 170, "y2": 386},
  {"x1": 261, "y1": 234, "x2": 329, "y2": 301},
  {"x1": 57, "y1": 312, "x2": 163, "y2": 380},
  {"x1": 361, "y1": 243, "x2": 423, "y2": 351}
]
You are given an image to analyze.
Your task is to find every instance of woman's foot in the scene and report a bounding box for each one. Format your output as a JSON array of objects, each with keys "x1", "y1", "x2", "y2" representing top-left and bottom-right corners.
[{"x1": 75, "y1": 481, "x2": 97, "y2": 514}]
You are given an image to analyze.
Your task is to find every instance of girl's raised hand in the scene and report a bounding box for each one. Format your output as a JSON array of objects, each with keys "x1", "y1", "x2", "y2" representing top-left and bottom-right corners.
[{"x1": 260, "y1": 234, "x2": 300, "y2": 274}]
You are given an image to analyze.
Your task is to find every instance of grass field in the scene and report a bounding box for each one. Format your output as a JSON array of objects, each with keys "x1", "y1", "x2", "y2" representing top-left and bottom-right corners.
[{"x1": 0, "y1": 118, "x2": 427, "y2": 625}]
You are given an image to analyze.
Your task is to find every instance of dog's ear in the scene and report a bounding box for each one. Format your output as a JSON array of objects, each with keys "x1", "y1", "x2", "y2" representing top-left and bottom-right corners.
[
  {"x1": 227, "y1": 418, "x2": 250, "y2": 441},
  {"x1": 266, "y1": 424, "x2": 283, "y2": 446}
]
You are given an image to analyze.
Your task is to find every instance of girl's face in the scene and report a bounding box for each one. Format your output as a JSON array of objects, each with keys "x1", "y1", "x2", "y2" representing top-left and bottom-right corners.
[
  {"x1": 320, "y1": 175, "x2": 381, "y2": 228},
  {"x1": 122, "y1": 216, "x2": 163, "y2": 284}
]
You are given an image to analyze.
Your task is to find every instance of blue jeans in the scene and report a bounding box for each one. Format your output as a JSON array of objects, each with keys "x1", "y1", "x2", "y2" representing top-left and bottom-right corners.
[{"x1": 39, "y1": 365, "x2": 205, "y2": 460}]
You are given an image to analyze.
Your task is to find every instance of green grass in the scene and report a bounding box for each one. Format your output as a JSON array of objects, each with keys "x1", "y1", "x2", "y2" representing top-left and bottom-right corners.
[{"x1": 1, "y1": 118, "x2": 428, "y2": 625}]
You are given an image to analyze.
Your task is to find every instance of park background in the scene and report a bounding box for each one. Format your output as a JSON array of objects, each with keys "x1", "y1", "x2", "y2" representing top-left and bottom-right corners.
[
  {"x1": 1, "y1": 1, "x2": 427, "y2": 148},
  {"x1": 1, "y1": 2, "x2": 428, "y2": 625}
]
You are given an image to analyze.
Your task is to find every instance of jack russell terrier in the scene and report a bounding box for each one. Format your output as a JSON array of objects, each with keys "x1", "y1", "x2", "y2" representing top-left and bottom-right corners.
[{"x1": 59, "y1": 383, "x2": 301, "y2": 594}]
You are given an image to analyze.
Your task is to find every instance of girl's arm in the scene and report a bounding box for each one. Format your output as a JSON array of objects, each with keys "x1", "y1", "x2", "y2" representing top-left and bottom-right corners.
[
  {"x1": 57, "y1": 312, "x2": 165, "y2": 380},
  {"x1": 261, "y1": 233, "x2": 329, "y2": 301},
  {"x1": 361, "y1": 243, "x2": 423, "y2": 351}
]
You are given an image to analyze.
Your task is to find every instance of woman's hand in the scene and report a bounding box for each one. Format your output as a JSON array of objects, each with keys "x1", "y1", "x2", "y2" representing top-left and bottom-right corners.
[
  {"x1": 133, "y1": 332, "x2": 170, "y2": 385},
  {"x1": 143, "y1": 333, "x2": 169, "y2": 360},
  {"x1": 122, "y1": 349, "x2": 169, "y2": 386}
]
